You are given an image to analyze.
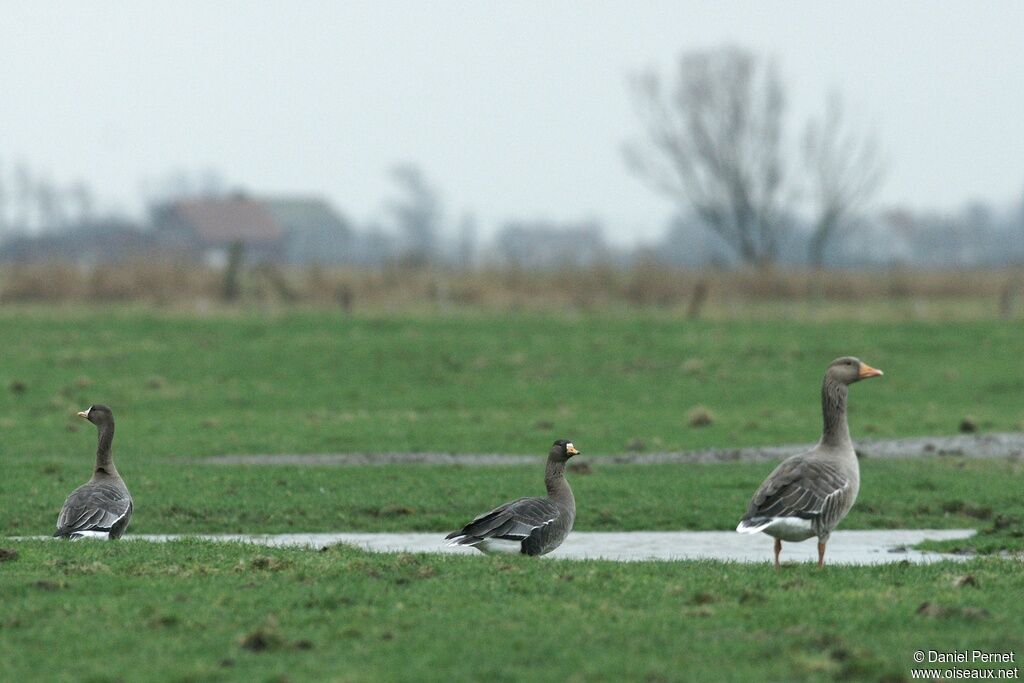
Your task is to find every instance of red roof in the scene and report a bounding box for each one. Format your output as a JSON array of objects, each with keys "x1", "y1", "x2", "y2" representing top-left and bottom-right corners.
[{"x1": 170, "y1": 198, "x2": 283, "y2": 245}]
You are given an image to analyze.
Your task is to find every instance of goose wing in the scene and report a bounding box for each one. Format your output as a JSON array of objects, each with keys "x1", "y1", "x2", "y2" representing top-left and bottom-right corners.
[
  {"x1": 446, "y1": 497, "x2": 561, "y2": 545},
  {"x1": 55, "y1": 481, "x2": 133, "y2": 538},
  {"x1": 739, "y1": 455, "x2": 851, "y2": 529}
]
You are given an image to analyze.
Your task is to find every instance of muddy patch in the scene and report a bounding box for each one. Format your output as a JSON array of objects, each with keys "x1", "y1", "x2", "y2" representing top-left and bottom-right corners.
[{"x1": 199, "y1": 433, "x2": 1024, "y2": 466}]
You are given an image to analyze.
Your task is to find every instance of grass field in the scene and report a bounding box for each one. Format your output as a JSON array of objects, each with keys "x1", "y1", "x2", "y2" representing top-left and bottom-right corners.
[
  {"x1": 1, "y1": 310, "x2": 1022, "y2": 681},
  {"x1": 2, "y1": 542, "x2": 1022, "y2": 682},
  {"x1": 1, "y1": 309, "x2": 1021, "y2": 457},
  {"x1": 4, "y1": 459, "x2": 1023, "y2": 548}
]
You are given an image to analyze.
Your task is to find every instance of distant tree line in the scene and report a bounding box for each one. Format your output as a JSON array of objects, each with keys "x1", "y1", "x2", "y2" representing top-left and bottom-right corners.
[
  {"x1": 0, "y1": 160, "x2": 101, "y2": 236},
  {"x1": 2, "y1": 43, "x2": 1023, "y2": 270},
  {"x1": 1, "y1": 155, "x2": 1022, "y2": 269}
]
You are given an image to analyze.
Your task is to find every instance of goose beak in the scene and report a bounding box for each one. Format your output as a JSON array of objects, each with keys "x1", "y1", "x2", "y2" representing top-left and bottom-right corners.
[
  {"x1": 566, "y1": 444, "x2": 580, "y2": 456},
  {"x1": 858, "y1": 363, "x2": 884, "y2": 379},
  {"x1": 76, "y1": 410, "x2": 89, "y2": 419}
]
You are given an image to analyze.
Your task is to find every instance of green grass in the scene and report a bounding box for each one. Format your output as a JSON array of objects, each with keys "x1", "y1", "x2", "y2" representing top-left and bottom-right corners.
[
  {"x1": 2, "y1": 541, "x2": 1022, "y2": 682},
  {"x1": 2, "y1": 310, "x2": 1023, "y2": 681},
  {"x1": 4, "y1": 459, "x2": 1023, "y2": 550},
  {"x1": 1, "y1": 310, "x2": 1021, "y2": 460},
  {"x1": 1, "y1": 309, "x2": 1020, "y2": 548}
]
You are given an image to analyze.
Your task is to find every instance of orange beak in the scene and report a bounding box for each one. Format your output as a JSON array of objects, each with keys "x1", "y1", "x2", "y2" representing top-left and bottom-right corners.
[
  {"x1": 858, "y1": 362, "x2": 884, "y2": 379},
  {"x1": 566, "y1": 444, "x2": 580, "y2": 455},
  {"x1": 76, "y1": 410, "x2": 89, "y2": 419}
]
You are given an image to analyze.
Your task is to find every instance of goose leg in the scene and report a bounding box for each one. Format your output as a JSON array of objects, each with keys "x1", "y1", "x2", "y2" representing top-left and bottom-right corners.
[
  {"x1": 773, "y1": 538, "x2": 782, "y2": 570},
  {"x1": 817, "y1": 542, "x2": 826, "y2": 569}
]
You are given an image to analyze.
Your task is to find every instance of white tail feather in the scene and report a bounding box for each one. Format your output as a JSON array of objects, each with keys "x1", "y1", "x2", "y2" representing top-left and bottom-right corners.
[{"x1": 736, "y1": 520, "x2": 771, "y2": 534}]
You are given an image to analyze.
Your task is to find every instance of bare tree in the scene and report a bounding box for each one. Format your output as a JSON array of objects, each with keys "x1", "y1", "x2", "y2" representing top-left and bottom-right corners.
[
  {"x1": 0, "y1": 161, "x2": 7, "y2": 237},
  {"x1": 625, "y1": 47, "x2": 788, "y2": 266},
  {"x1": 69, "y1": 181, "x2": 95, "y2": 224},
  {"x1": 14, "y1": 163, "x2": 34, "y2": 232},
  {"x1": 386, "y1": 164, "x2": 441, "y2": 266},
  {"x1": 35, "y1": 175, "x2": 66, "y2": 232},
  {"x1": 803, "y1": 94, "x2": 885, "y2": 268},
  {"x1": 455, "y1": 212, "x2": 478, "y2": 269}
]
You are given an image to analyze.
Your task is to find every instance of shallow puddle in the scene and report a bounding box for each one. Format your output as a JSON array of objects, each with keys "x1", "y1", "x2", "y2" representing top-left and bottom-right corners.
[
  {"x1": 78, "y1": 529, "x2": 979, "y2": 564},
  {"x1": 201, "y1": 433, "x2": 1024, "y2": 467}
]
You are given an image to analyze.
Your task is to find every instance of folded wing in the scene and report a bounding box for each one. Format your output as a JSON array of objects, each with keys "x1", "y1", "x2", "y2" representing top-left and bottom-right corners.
[
  {"x1": 446, "y1": 497, "x2": 560, "y2": 546},
  {"x1": 737, "y1": 456, "x2": 850, "y2": 532},
  {"x1": 55, "y1": 481, "x2": 133, "y2": 539}
]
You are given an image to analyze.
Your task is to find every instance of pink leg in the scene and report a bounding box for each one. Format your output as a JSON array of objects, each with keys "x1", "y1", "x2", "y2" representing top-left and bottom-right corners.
[
  {"x1": 817, "y1": 542, "x2": 826, "y2": 569},
  {"x1": 774, "y1": 538, "x2": 782, "y2": 570}
]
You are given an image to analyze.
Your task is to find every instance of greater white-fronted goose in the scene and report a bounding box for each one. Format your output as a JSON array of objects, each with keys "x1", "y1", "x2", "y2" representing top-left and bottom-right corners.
[
  {"x1": 54, "y1": 405, "x2": 134, "y2": 540},
  {"x1": 737, "y1": 357, "x2": 883, "y2": 568},
  {"x1": 446, "y1": 439, "x2": 579, "y2": 556}
]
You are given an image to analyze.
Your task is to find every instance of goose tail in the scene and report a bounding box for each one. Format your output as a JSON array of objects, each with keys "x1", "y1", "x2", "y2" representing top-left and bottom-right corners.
[
  {"x1": 736, "y1": 518, "x2": 773, "y2": 534},
  {"x1": 444, "y1": 533, "x2": 479, "y2": 547}
]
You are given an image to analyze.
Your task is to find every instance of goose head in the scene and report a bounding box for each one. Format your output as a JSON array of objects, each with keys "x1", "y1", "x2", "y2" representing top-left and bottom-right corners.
[
  {"x1": 826, "y1": 357, "x2": 883, "y2": 385},
  {"x1": 76, "y1": 404, "x2": 114, "y2": 427},
  {"x1": 550, "y1": 439, "x2": 580, "y2": 462}
]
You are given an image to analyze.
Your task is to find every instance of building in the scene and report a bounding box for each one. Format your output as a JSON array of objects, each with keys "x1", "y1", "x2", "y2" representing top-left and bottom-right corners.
[
  {"x1": 149, "y1": 194, "x2": 358, "y2": 266},
  {"x1": 151, "y1": 196, "x2": 285, "y2": 266},
  {"x1": 0, "y1": 219, "x2": 154, "y2": 265},
  {"x1": 266, "y1": 197, "x2": 355, "y2": 265}
]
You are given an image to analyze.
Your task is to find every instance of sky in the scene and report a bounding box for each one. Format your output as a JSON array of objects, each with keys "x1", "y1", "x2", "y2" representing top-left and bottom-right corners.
[{"x1": 1, "y1": 1, "x2": 1023, "y2": 245}]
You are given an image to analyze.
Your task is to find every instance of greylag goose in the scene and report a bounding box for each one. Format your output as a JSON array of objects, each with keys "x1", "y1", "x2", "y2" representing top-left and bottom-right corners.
[
  {"x1": 736, "y1": 357, "x2": 883, "y2": 568},
  {"x1": 446, "y1": 439, "x2": 578, "y2": 555},
  {"x1": 54, "y1": 405, "x2": 133, "y2": 540}
]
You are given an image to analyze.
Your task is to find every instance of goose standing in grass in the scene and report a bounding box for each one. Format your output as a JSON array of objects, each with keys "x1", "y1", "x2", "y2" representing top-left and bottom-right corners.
[
  {"x1": 54, "y1": 405, "x2": 133, "y2": 540},
  {"x1": 737, "y1": 357, "x2": 883, "y2": 568},
  {"x1": 446, "y1": 439, "x2": 579, "y2": 556}
]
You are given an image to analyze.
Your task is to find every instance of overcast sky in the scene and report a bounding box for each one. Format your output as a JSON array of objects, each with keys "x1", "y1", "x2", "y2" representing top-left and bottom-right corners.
[{"x1": 2, "y1": 1, "x2": 1022, "y2": 244}]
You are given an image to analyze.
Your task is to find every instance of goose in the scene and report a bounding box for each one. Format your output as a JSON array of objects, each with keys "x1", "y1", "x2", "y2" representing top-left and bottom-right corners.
[
  {"x1": 736, "y1": 357, "x2": 883, "y2": 568},
  {"x1": 54, "y1": 405, "x2": 133, "y2": 540},
  {"x1": 446, "y1": 439, "x2": 578, "y2": 555}
]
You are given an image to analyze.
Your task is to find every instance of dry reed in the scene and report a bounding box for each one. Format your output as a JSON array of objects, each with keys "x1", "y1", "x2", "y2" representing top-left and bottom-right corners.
[{"x1": 0, "y1": 261, "x2": 1020, "y2": 317}]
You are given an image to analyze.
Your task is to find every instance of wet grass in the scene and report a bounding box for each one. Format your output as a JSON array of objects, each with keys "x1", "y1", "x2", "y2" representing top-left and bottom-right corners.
[
  {"x1": 1, "y1": 310, "x2": 1022, "y2": 680},
  {"x1": 0, "y1": 310, "x2": 1021, "y2": 554},
  {"x1": 0, "y1": 310, "x2": 1021, "y2": 461},
  {"x1": 1, "y1": 540, "x2": 1021, "y2": 682}
]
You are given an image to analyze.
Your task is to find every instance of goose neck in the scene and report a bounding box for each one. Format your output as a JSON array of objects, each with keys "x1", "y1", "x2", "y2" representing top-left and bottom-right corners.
[
  {"x1": 94, "y1": 422, "x2": 116, "y2": 475},
  {"x1": 544, "y1": 457, "x2": 573, "y2": 505},
  {"x1": 821, "y1": 376, "x2": 851, "y2": 447}
]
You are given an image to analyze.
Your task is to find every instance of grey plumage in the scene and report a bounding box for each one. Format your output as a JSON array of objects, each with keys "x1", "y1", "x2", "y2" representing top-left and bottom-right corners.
[
  {"x1": 737, "y1": 357, "x2": 882, "y2": 567},
  {"x1": 448, "y1": 497, "x2": 566, "y2": 555},
  {"x1": 446, "y1": 439, "x2": 578, "y2": 556},
  {"x1": 55, "y1": 480, "x2": 133, "y2": 539},
  {"x1": 55, "y1": 405, "x2": 133, "y2": 540},
  {"x1": 739, "y1": 455, "x2": 856, "y2": 542}
]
